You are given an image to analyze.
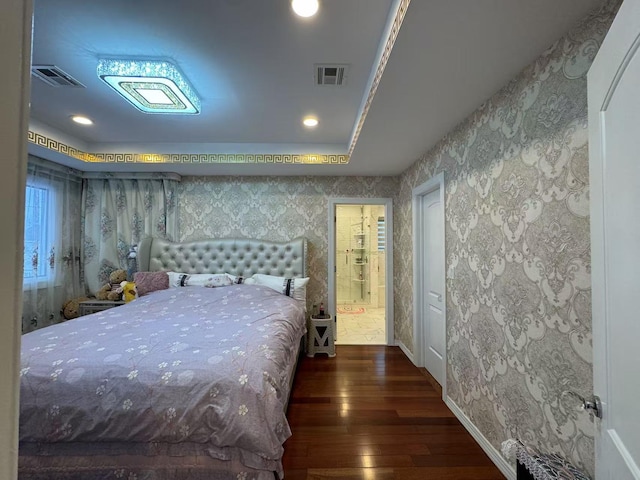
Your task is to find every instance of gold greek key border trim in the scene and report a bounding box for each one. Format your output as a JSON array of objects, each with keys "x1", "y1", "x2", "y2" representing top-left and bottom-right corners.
[
  {"x1": 348, "y1": 0, "x2": 411, "y2": 156},
  {"x1": 28, "y1": 131, "x2": 349, "y2": 165}
]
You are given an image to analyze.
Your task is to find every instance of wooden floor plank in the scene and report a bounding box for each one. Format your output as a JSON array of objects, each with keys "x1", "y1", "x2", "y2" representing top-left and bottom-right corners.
[
  {"x1": 284, "y1": 345, "x2": 506, "y2": 479},
  {"x1": 307, "y1": 467, "x2": 395, "y2": 480}
]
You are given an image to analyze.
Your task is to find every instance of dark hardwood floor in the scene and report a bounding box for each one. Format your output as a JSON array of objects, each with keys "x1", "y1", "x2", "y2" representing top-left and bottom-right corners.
[{"x1": 283, "y1": 345, "x2": 506, "y2": 480}]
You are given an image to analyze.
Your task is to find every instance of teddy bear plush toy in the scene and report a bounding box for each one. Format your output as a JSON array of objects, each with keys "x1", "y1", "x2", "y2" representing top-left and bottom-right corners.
[
  {"x1": 95, "y1": 269, "x2": 128, "y2": 301},
  {"x1": 61, "y1": 296, "x2": 89, "y2": 320}
]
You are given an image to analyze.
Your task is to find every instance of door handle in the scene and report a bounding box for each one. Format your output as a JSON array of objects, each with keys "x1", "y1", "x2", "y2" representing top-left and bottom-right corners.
[
  {"x1": 437, "y1": 294, "x2": 442, "y2": 302},
  {"x1": 561, "y1": 391, "x2": 602, "y2": 419}
]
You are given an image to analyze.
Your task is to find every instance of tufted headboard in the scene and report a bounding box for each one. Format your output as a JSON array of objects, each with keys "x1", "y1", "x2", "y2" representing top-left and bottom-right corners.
[{"x1": 137, "y1": 237, "x2": 307, "y2": 279}]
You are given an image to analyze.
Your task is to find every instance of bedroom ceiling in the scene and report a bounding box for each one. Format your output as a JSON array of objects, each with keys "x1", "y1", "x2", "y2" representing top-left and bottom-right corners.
[{"x1": 28, "y1": 0, "x2": 603, "y2": 177}]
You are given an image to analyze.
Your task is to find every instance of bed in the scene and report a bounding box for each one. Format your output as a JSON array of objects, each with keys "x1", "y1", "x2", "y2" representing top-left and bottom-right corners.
[{"x1": 19, "y1": 236, "x2": 308, "y2": 480}]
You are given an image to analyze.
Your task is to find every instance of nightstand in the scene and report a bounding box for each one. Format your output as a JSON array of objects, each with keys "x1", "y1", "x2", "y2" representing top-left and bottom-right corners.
[
  {"x1": 79, "y1": 299, "x2": 125, "y2": 316},
  {"x1": 307, "y1": 314, "x2": 335, "y2": 357}
]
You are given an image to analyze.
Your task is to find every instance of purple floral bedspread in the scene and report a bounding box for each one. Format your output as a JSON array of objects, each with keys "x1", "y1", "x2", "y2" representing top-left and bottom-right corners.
[{"x1": 20, "y1": 284, "x2": 306, "y2": 473}]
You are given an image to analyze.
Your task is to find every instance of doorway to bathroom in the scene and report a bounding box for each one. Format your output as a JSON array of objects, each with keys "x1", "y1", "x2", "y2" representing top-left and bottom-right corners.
[{"x1": 328, "y1": 198, "x2": 393, "y2": 345}]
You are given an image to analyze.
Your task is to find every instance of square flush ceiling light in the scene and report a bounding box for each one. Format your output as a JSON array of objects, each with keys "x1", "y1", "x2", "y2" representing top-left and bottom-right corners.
[{"x1": 97, "y1": 59, "x2": 200, "y2": 114}]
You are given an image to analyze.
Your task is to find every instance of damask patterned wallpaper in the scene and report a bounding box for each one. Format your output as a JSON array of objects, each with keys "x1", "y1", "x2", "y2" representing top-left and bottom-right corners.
[
  {"x1": 393, "y1": 3, "x2": 618, "y2": 476},
  {"x1": 177, "y1": 175, "x2": 398, "y2": 311}
]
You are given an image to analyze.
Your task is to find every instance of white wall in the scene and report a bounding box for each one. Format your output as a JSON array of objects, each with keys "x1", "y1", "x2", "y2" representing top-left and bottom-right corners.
[{"x1": 0, "y1": 0, "x2": 32, "y2": 478}]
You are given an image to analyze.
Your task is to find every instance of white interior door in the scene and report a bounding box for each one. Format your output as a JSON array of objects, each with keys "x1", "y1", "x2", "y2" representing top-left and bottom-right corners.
[
  {"x1": 588, "y1": 0, "x2": 640, "y2": 477},
  {"x1": 422, "y1": 188, "x2": 445, "y2": 386}
]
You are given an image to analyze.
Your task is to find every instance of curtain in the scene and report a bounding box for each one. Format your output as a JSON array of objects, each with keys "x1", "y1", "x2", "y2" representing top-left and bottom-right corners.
[
  {"x1": 82, "y1": 173, "x2": 179, "y2": 296},
  {"x1": 22, "y1": 157, "x2": 84, "y2": 333}
]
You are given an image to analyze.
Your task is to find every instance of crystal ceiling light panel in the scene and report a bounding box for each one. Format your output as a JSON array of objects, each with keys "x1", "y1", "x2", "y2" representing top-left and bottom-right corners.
[{"x1": 97, "y1": 59, "x2": 200, "y2": 114}]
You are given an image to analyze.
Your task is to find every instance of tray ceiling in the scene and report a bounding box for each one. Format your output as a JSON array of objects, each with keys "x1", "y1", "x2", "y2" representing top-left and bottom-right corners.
[{"x1": 28, "y1": 0, "x2": 603, "y2": 176}]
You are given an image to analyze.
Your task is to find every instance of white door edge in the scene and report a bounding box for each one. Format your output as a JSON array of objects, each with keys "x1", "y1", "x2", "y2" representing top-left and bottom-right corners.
[
  {"x1": 589, "y1": 0, "x2": 640, "y2": 476},
  {"x1": 411, "y1": 172, "x2": 446, "y2": 399},
  {"x1": 328, "y1": 197, "x2": 394, "y2": 346}
]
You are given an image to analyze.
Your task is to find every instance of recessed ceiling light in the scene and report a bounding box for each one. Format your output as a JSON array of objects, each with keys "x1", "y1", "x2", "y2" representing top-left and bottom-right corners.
[
  {"x1": 71, "y1": 115, "x2": 93, "y2": 125},
  {"x1": 303, "y1": 116, "x2": 319, "y2": 127},
  {"x1": 291, "y1": 0, "x2": 319, "y2": 17},
  {"x1": 97, "y1": 59, "x2": 200, "y2": 114}
]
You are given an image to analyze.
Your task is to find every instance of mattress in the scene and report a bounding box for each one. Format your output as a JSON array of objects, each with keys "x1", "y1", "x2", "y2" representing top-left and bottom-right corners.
[{"x1": 19, "y1": 284, "x2": 306, "y2": 479}]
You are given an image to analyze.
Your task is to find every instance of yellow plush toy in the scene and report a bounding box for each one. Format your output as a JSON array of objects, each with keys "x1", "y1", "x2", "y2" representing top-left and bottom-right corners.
[{"x1": 120, "y1": 281, "x2": 138, "y2": 303}]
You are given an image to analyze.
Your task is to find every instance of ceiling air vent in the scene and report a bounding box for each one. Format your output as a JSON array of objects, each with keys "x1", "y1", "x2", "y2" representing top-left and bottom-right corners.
[
  {"x1": 31, "y1": 65, "x2": 85, "y2": 88},
  {"x1": 314, "y1": 64, "x2": 348, "y2": 86}
]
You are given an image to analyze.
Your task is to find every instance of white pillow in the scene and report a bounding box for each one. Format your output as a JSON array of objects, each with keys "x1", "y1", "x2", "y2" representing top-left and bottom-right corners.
[
  {"x1": 167, "y1": 272, "x2": 233, "y2": 288},
  {"x1": 249, "y1": 274, "x2": 309, "y2": 303}
]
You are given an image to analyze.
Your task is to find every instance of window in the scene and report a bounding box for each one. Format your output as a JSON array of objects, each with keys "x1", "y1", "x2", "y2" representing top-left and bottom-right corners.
[
  {"x1": 377, "y1": 216, "x2": 385, "y2": 252},
  {"x1": 23, "y1": 182, "x2": 56, "y2": 284}
]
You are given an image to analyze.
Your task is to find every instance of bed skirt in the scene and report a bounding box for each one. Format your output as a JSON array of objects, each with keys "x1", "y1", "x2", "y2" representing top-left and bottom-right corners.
[{"x1": 19, "y1": 452, "x2": 277, "y2": 479}]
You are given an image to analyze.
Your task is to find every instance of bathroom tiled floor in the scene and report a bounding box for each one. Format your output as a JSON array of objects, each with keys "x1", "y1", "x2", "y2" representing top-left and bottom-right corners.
[{"x1": 335, "y1": 305, "x2": 386, "y2": 345}]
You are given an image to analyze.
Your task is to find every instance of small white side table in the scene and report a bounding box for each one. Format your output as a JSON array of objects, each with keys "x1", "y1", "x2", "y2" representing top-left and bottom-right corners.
[{"x1": 307, "y1": 315, "x2": 336, "y2": 357}]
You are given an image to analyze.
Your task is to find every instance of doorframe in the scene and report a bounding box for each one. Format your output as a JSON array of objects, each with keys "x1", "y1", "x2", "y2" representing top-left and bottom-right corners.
[
  {"x1": 412, "y1": 172, "x2": 446, "y2": 398},
  {"x1": 2, "y1": 0, "x2": 33, "y2": 478},
  {"x1": 328, "y1": 197, "x2": 394, "y2": 345}
]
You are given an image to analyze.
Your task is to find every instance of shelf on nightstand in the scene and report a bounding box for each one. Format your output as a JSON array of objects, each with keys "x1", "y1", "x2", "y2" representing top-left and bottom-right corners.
[{"x1": 79, "y1": 299, "x2": 125, "y2": 316}]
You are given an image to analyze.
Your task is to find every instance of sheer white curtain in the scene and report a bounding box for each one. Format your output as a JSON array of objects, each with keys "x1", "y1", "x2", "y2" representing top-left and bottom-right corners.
[
  {"x1": 22, "y1": 157, "x2": 84, "y2": 333},
  {"x1": 82, "y1": 173, "x2": 180, "y2": 296}
]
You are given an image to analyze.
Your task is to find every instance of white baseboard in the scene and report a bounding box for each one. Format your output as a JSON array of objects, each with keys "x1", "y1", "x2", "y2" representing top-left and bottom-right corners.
[
  {"x1": 445, "y1": 397, "x2": 516, "y2": 480},
  {"x1": 396, "y1": 340, "x2": 416, "y2": 366}
]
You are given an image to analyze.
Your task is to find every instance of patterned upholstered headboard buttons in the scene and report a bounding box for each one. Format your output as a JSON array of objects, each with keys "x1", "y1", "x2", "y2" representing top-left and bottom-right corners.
[{"x1": 138, "y1": 237, "x2": 307, "y2": 279}]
